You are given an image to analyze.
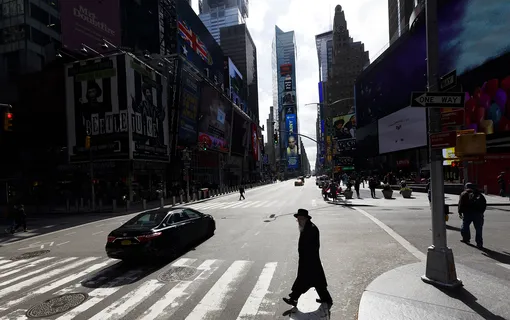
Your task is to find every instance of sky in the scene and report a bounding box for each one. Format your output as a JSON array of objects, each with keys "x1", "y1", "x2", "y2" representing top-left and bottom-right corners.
[{"x1": 192, "y1": 0, "x2": 390, "y2": 170}]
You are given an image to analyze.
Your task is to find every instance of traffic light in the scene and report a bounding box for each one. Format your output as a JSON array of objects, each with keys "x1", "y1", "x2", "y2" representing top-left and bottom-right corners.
[
  {"x1": 3, "y1": 112, "x2": 13, "y2": 131},
  {"x1": 85, "y1": 136, "x2": 91, "y2": 149},
  {"x1": 274, "y1": 131, "x2": 278, "y2": 144}
]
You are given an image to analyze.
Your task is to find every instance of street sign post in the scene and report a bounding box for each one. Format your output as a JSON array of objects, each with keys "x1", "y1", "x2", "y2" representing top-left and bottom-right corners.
[{"x1": 411, "y1": 91, "x2": 465, "y2": 108}]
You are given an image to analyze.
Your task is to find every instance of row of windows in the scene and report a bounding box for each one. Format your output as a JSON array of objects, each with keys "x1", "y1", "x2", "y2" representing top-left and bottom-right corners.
[
  {"x1": 0, "y1": 23, "x2": 60, "y2": 47},
  {"x1": 30, "y1": 3, "x2": 61, "y2": 32},
  {"x1": 1, "y1": 0, "x2": 23, "y2": 18}
]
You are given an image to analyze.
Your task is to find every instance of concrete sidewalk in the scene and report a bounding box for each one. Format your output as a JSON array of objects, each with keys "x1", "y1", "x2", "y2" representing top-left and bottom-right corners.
[
  {"x1": 336, "y1": 183, "x2": 509, "y2": 207},
  {"x1": 357, "y1": 261, "x2": 510, "y2": 320}
]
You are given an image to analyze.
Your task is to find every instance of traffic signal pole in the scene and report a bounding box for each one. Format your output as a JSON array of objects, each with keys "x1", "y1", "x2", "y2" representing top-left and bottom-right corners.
[{"x1": 421, "y1": 0, "x2": 462, "y2": 288}]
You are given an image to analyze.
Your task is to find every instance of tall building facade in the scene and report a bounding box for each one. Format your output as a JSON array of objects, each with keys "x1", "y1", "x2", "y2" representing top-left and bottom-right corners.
[
  {"x1": 220, "y1": 24, "x2": 258, "y2": 123},
  {"x1": 272, "y1": 26, "x2": 300, "y2": 178},
  {"x1": 325, "y1": 5, "x2": 369, "y2": 176},
  {"x1": 388, "y1": 0, "x2": 423, "y2": 44},
  {"x1": 198, "y1": 0, "x2": 248, "y2": 44}
]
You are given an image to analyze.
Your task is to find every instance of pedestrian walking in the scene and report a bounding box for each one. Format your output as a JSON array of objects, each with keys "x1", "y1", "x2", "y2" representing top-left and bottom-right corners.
[
  {"x1": 354, "y1": 177, "x2": 361, "y2": 199},
  {"x1": 497, "y1": 172, "x2": 506, "y2": 197},
  {"x1": 239, "y1": 185, "x2": 245, "y2": 200},
  {"x1": 369, "y1": 177, "x2": 377, "y2": 198},
  {"x1": 283, "y1": 209, "x2": 333, "y2": 310},
  {"x1": 458, "y1": 183, "x2": 486, "y2": 248},
  {"x1": 9, "y1": 202, "x2": 27, "y2": 233}
]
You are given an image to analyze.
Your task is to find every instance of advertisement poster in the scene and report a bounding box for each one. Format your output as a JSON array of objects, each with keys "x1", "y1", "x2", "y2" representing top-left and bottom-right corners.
[
  {"x1": 281, "y1": 91, "x2": 296, "y2": 106},
  {"x1": 197, "y1": 84, "x2": 232, "y2": 153},
  {"x1": 178, "y1": 64, "x2": 200, "y2": 146},
  {"x1": 224, "y1": 58, "x2": 246, "y2": 111},
  {"x1": 286, "y1": 114, "x2": 299, "y2": 169},
  {"x1": 127, "y1": 56, "x2": 169, "y2": 161},
  {"x1": 284, "y1": 75, "x2": 293, "y2": 91},
  {"x1": 60, "y1": 0, "x2": 121, "y2": 51},
  {"x1": 443, "y1": 147, "x2": 456, "y2": 165},
  {"x1": 65, "y1": 55, "x2": 129, "y2": 162},
  {"x1": 377, "y1": 106, "x2": 427, "y2": 154},
  {"x1": 280, "y1": 64, "x2": 292, "y2": 76},
  {"x1": 251, "y1": 123, "x2": 258, "y2": 161},
  {"x1": 332, "y1": 113, "x2": 356, "y2": 141},
  {"x1": 177, "y1": 0, "x2": 224, "y2": 86}
]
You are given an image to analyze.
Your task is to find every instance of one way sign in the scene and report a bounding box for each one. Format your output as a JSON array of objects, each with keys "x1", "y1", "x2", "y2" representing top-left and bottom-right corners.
[{"x1": 410, "y1": 91, "x2": 465, "y2": 108}]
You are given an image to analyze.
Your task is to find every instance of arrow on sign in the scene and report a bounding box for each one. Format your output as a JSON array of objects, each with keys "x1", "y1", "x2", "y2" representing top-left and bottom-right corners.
[{"x1": 414, "y1": 93, "x2": 462, "y2": 106}]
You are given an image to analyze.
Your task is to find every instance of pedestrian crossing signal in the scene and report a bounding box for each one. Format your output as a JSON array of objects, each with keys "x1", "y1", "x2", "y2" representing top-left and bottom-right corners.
[
  {"x1": 3, "y1": 112, "x2": 13, "y2": 131},
  {"x1": 274, "y1": 131, "x2": 278, "y2": 144}
]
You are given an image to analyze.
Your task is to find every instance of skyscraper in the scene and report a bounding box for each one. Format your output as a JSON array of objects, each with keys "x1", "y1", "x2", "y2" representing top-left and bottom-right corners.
[
  {"x1": 198, "y1": 0, "x2": 249, "y2": 44},
  {"x1": 272, "y1": 26, "x2": 299, "y2": 177},
  {"x1": 315, "y1": 31, "x2": 334, "y2": 83}
]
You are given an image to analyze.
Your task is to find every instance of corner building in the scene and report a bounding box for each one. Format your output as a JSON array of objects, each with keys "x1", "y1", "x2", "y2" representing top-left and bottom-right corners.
[{"x1": 272, "y1": 26, "x2": 300, "y2": 179}]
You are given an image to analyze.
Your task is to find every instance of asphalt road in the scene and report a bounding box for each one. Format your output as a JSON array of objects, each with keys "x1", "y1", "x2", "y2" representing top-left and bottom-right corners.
[{"x1": 2, "y1": 180, "x2": 506, "y2": 319}]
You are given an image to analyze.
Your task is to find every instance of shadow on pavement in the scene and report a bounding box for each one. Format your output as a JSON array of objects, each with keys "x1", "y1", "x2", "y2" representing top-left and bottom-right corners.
[
  {"x1": 446, "y1": 224, "x2": 462, "y2": 231},
  {"x1": 438, "y1": 287, "x2": 506, "y2": 320},
  {"x1": 282, "y1": 305, "x2": 331, "y2": 319},
  {"x1": 480, "y1": 247, "x2": 510, "y2": 265}
]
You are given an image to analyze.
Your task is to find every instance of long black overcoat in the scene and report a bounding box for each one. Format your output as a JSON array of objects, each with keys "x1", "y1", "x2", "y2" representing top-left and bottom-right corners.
[{"x1": 291, "y1": 220, "x2": 328, "y2": 293}]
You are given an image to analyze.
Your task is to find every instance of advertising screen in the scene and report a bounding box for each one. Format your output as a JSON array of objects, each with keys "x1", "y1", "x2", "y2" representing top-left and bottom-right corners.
[
  {"x1": 280, "y1": 64, "x2": 292, "y2": 76},
  {"x1": 177, "y1": 0, "x2": 224, "y2": 86},
  {"x1": 356, "y1": 122, "x2": 379, "y2": 158},
  {"x1": 127, "y1": 56, "x2": 170, "y2": 161},
  {"x1": 60, "y1": 0, "x2": 121, "y2": 52},
  {"x1": 178, "y1": 64, "x2": 200, "y2": 146},
  {"x1": 65, "y1": 55, "x2": 129, "y2": 162},
  {"x1": 378, "y1": 107, "x2": 427, "y2": 154},
  {"x1": 224, "y1": 57, "x2": 246, "y2": 111},
  {"x1": 251, "y1": 123, "x2": 259, "y2": 161},
  {"x1": 197, "y1": 84, "x2": 232, "y2": 153},
  {"x1": 332, "y1": 113, "x2": 356, "y2": 141},
  {"x1": 286, "y1": 114, "x2": 299, "y2": 169}
]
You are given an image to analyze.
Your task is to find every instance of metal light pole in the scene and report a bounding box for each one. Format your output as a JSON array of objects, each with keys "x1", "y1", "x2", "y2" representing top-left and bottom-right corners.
[{"x1": 421, "y1": 0, "x2": 462, "y2": 288}]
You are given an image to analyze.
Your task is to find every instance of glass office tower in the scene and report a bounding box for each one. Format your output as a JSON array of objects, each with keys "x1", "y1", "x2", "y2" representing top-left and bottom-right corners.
[{"x1": 198, "y1": 0, "x2": 248, "y2": 44}]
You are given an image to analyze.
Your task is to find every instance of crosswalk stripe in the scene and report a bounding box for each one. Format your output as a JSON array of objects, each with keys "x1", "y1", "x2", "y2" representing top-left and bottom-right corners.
[
  {"x1": 0, "y1": 258, "x2": 37, "y2": 271},
  {"x1": 55, "y1": 269, "x2": 146, "y2": 320},
  {"x1": 171, "y1": 258, "x2": 197, "y2": 267},
  {"x1": 185, "y1": 260, "x2": 253, "y2": 320},
  {"x1": 0, "y1": 257, "x2": 55, "y2": 281},
  {"x1": 263, "y1": 200, "x2": 279, "y2": 208},
  {"x1": 192, "y1": 203, "x2": 216, "y2": 210},
  {"x1": 0, "y1": 260, "x2": 10, "y2": 266},
  {"x1": 137, "y1": 259, "x2": 219, "y2": 320},
  {"x1": 0, "y1": 308, "x2": 25, "y2": 320},
  {"x1": 253, "y1": 201, "x2": 267, "y2": 208},
  {"x1": 203, "y1": 203, "x2": 227, "y2": 210},
  {"x1": 0, "y1": 257, "x2": 98, "y2": 299},
  {"x1": 236, "y1": 262, "x2": 277, "y2": 319},
  {"x1": 0, "y1": 259, "x2": 113, "y2": 312},
  {"x1": 0, "y1": 257, "x2": 78, "y2": 288},
  {"x1": 89, "y1": 279, "x2": 165, "y2": 320},
  {"x1": 220, "y1": 202, "x2": 243, "y2": 209},
  {"x1": 238, "y1": 201, "x2": 260, "y2": 208},
  {"x1": 228, "y1": 201, "x2": 250, "y2": 208}
]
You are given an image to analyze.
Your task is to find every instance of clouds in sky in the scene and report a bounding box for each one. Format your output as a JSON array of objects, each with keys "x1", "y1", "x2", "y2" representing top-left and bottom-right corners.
[{"x1": 192, "y1": 0, "x2": 389, "y2": 169}]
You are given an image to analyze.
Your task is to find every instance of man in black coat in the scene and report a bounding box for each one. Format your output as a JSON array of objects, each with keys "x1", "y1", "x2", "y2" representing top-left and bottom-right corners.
[{"x1": 283, "y1": 209, "x2": 333, "y2": 309}]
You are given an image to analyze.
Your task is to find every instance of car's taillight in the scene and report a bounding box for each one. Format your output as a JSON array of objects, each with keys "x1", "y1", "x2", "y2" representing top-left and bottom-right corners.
[
  {"x1": 135, "y1": 232, "x2": 162, "y2": 243},
  {"x1": 107, "y1": 236, "x2": 116, "y2": 243}
]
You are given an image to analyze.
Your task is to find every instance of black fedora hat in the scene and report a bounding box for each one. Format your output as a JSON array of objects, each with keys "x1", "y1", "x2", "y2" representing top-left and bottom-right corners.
[{"x1": 294, "y1": 209, "x2": 311, "y2": 219}]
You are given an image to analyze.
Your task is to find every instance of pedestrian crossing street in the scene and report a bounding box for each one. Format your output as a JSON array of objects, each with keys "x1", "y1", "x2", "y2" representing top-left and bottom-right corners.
[{"x1": 0, "y1": 255, "x2": 331, "y2": 320}]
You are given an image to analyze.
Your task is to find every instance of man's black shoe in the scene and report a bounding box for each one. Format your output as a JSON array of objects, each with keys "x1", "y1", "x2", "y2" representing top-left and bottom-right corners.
[{"x1": 282, "y1": 297, "x2": 297, "y2": 307}]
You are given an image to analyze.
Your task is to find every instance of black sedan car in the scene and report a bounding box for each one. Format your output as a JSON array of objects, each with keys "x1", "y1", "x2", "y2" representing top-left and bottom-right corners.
[{"x1": 105, "y1": 207, "x2": 215, "y2": 261}]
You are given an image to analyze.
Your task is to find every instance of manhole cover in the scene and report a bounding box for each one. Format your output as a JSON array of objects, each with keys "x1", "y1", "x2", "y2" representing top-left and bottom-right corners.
[
  {"x1": 26, "y1": 293, "x2": 88, "y2": 318},
  {"x1": 11, "y1": 250, "x2": 50, "y2": 261},
  {"x1": 158, "y1": 266, "x2": 198, "y2": 282}
]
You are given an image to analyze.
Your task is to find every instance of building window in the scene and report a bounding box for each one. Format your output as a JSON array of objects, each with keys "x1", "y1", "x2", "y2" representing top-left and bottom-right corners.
[
  {"x1": 1, "y1": 0, "x2": 24, "y2": 17},
  {"x1": 0, "y1": 24, "x2": 26, "y2": 44},
  {"x1": 30, "y1": 27, "x2": 50, "y2": 46},
  {"x1": 30, "y1": 3, "x2": 49, "y2": 25}
]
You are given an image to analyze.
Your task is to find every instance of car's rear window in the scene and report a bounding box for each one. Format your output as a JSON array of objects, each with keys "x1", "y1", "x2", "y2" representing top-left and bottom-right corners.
[{"x1": 124, "y1": 211, "x2": 168, "y2": 227}]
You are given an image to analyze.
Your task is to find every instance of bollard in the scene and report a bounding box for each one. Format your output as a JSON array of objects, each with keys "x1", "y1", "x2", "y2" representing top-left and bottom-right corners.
[
  {"x1": 484, "y1": 185, "x2": 488, "y2": 195},
  {"x1": 99, "y1": 199, "x2": 103, "y2": 212},
  {"x1": 126, "y1": 200, "x2": 130, "y2": 211},
  {"x1": 212, "y1": 190, "x2": 215, "y2": 197},
  {"x1": 193, "y1": 193, "x2": 197, "y2": 201},
  {"x1": 180, "y1": 194, "x2": 184, "y2": 203},
  {"x1": 66, "y1": 199, "x2": 70, "y2": 213},
  {"x1": 186, "y1": 194, "x2": 190, "y2": 203},
  {"x1": 160, "y1": 197, "x2": 164, "y2": 209},
  {"x1": 172, "y1": 196, "x2": 176, "y2": 206},
  {"x1": 143, "y1": 199, "x2": 147, "y2": 210},
  {"x1": 112, "y1": 199, "x2": 117, "y2": 212},
  {"x1": 198, "y1": 191, "x2": 202, "y2": 200}
]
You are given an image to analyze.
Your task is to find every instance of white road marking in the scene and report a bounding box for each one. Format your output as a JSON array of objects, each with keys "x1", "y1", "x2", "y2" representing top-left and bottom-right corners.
[
  {"x1": 18, "y1": 241, "x2": 54, "y2": 251},
  {"x1": 171, "y1": 258, "x2": 197, "y2": 267},
  {"x1": 221, "y1": 202, "x2": 244, "y2": 209},
  {"x1": 0, "y1": 257, "x2": 98, "y2": 299},
  {"x1": 496, "y1": 263, "x2": 510, "y2": 270},
  {"x1": 263, "y1": 200, "x2": 279, "y2": 208},
  {"x1": 55, "y1": 270, "x2": 144, "y2": 320},
  {"x1": 96, "y1": 224, "x2": 105, "y2": 227},
  {"x1": 241, "y1": 243, "x2": 248, "y2": 249},
  {"x1": 0, "y1": 260, "x2": 10, "y2": 266},
  {"x1": 0, "y1": 258, "x2": 37, "y2": 271},
  {"x1": 254, "y1": 231, "x2": 260, "y2": 236},
  {"x1": 0, "y1": 257, "x2": 55, "y2": 280},
  {"x1": 43, "y1": 225, "x2": 56, "y2": 229},
  {"x1": 65, "y1": 232, "x2": 76, "y2": 236},
  {"x1": 56, "y1": 241, "x2": 70, "y2": 246},
  {"x1": 0, "y1": 258, "x2": 77, "y2": 287},
  {"x1": 353, "y1": 207, "x2": 426, "y2": 261},
  {"x1": 0, "y1": 309, "x2": 26, "y2": 320},
  {"x1": 0, "y1": 259, "x2": 113, "y2": 311},
  {"x1": 89, "y1": 279, "x2": 164, "y2": 320},
  {"x1": 137, "y1": 260, "x2": 219, "y2": 320},
  {"x1": 92, "y1": 231, "x2": 104, "y2": 235},
  {"x1": 236, "y1": 262, "x2": 277, "y2": 319},
  {"x1": 185, "y1": 260, "x2": 253, "y2": 320},
  {"x1": 254, "y1": 201, "x2": 267, "y2": 208}
]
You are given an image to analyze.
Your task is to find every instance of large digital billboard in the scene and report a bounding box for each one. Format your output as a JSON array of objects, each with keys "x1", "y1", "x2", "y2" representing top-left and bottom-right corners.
[
  {"x1": 177, "y1": 0, "x2": 224, "y2": 86},
  {"x1": 224, "y1": 57, "x2": 246, "y2": 112},
  {"x1": 197, "y1": 84, "x2": 232, "y2": 153},
  {"x1": 355, "y1": 0, "x2": 510, "y2": 144},
  {"x1": 286, "y1": 114, "x2": 299, "y2": 169},
  {"x1": 60, "y1": 0, "x2": 121, "y2": 52},
  {"x1": 177, "y1": 64, "x2": 200, "y2": 146}
]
